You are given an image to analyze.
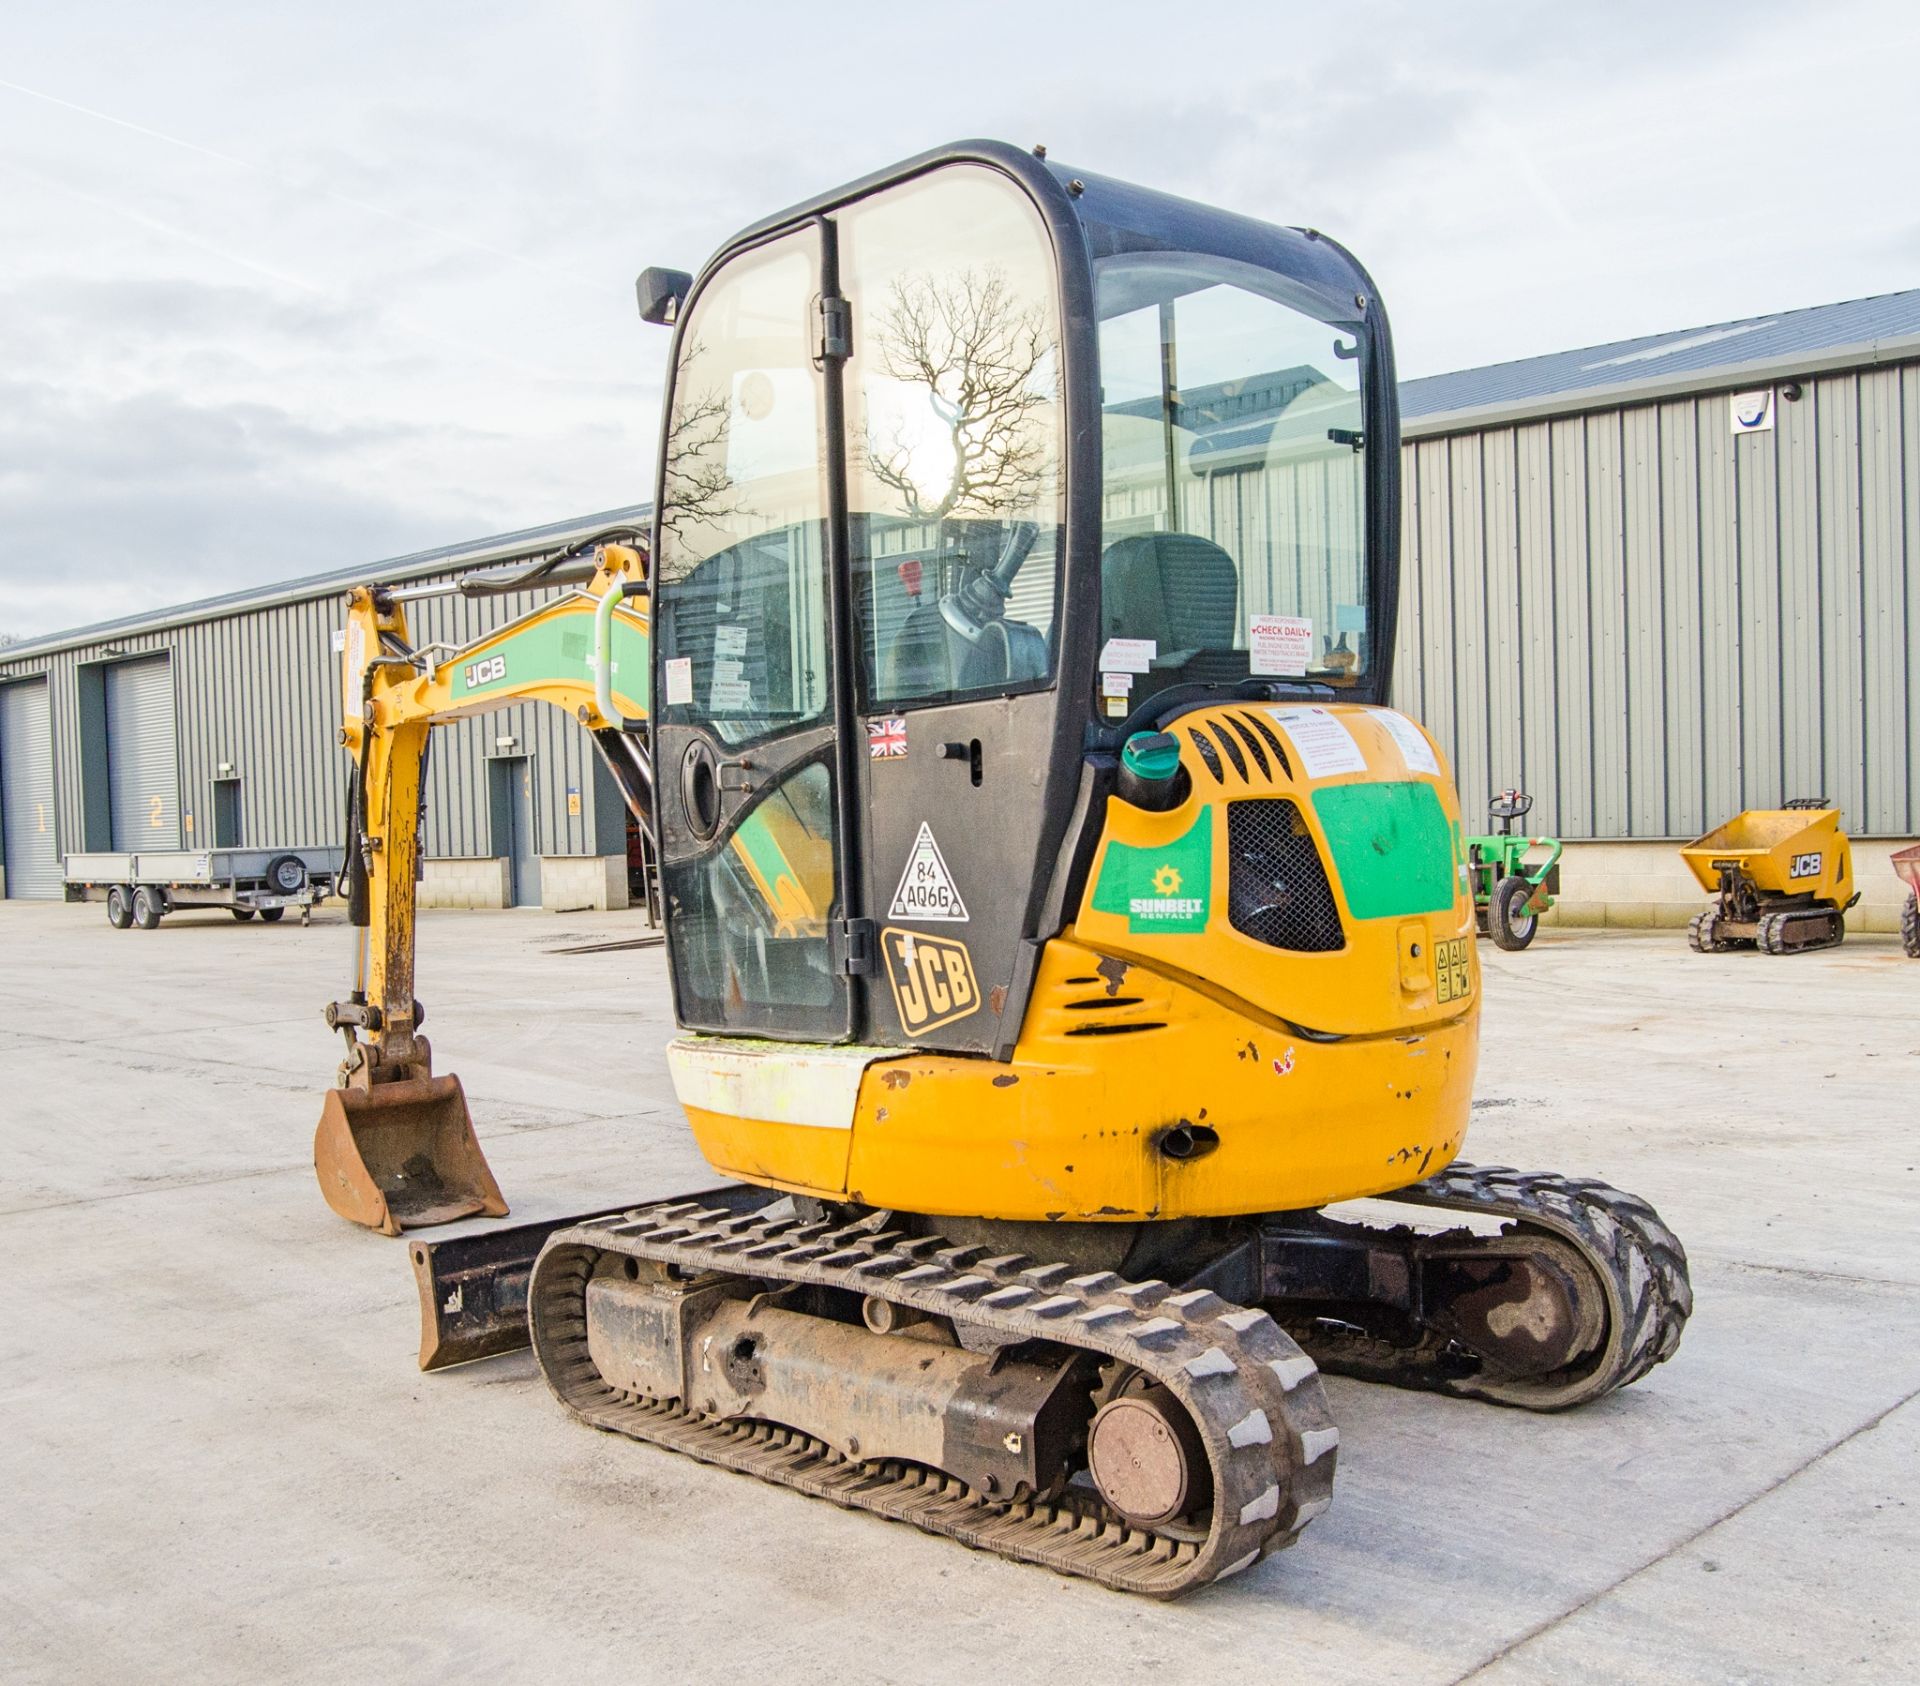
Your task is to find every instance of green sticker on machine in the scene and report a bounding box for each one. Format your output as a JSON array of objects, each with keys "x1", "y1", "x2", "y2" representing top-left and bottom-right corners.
[
  {"x1": 1312, "y1": 781, "x2": 1456, "y2": 919},
  {"x1": 450, "y1": 613, "x2": 650, "y2": 709},
  {"x1": 1091, "y1": 808, "x2": 1213, "y2": 933}
]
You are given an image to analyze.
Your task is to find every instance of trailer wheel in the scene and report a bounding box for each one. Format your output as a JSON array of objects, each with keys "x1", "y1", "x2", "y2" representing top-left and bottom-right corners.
[
  {"x1": 231, "y1": 907, "x2": 257, "y2": 922},
  {"x1": 131, "y1": 887, "x2": 163, "y2": 930},
  {"x1": 1489, "y1": 874, "x2": 1538, "y2": 950},
  {"x1": 1904, "y1": 891, "x2": 1920, "y2": 959},
  {"x1": 106, "y1": 886, "x2": 133, "y2": 929},
  {"x1": 264, "y1": 854, "x2": 308, "y2": 896},
  {"x1": 259, "y1": 906, "x2": 286, "y2": 923}
]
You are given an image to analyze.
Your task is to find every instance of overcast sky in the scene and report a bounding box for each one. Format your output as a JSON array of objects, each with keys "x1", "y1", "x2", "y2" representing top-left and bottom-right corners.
[{"x1": 4, "y1": 0, "x2": 1918, "y2": 638}]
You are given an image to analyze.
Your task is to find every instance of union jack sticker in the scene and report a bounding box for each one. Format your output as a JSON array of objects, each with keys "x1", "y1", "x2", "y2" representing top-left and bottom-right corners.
[{"x1": 868, "y1": 716, "x2": 908, "y2": 759}]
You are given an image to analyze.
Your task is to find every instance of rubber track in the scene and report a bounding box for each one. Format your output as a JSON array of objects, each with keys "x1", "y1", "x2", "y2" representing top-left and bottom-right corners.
[
  {"x1": 1760, "y1": 908, "x2": 1843, "y2": 954},
  {"x1": 529, "y1": 1198, "x2": 1339, "y2": 1598},
  {"x1": 1289, "y1": 1163, "x2": 1693, "y2": 1411}
]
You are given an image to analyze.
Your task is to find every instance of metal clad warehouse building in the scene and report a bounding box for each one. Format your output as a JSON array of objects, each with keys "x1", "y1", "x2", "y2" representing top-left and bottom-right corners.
[
  {"x1": 1392, "y1": 289, "x2": 1920, "y2": 927},
  {"x1": 3, "y1": 289, "x2": 1917, "y2": 926},
  {"x1": 0, "y1": 507, "x2": 651, "y2": 909}
]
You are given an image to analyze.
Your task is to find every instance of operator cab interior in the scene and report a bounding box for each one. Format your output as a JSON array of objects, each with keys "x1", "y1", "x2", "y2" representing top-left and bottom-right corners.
[{"x1": 1094, "y1": 251, "x2": 1376, "y2": 726}]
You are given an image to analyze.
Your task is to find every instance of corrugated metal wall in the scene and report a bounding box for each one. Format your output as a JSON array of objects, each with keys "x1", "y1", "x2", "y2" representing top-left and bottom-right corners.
[
  {"x1": 1392, "y1": 361, "x2": 1920, "y2": 838},
  {"x1": 0, "y1": 577, "x2": 622, "y2": 871}
]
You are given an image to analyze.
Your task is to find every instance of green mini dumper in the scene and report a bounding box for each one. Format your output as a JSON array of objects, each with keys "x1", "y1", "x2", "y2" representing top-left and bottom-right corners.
[{"x1": 1467, "y1": 790, "x2": 1563, "y2": 951}]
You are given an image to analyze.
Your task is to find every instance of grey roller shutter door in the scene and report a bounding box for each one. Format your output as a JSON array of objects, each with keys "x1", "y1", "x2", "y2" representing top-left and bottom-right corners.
[
  {"x1": 1, "y1": 680, "x2": 61, "y2": 899},
  {"x1": 106, "y1": 656, "x2": 180, "y2": 850}
]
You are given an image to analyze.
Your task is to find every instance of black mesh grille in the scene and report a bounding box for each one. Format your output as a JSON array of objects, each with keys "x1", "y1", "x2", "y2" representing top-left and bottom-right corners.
[{"x1": 1227, "y1": 800, "x2": 1344, "y2": 952}]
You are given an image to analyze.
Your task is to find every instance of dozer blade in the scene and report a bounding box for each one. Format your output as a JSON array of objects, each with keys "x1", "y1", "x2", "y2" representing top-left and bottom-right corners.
[
  {"x1": 313, "y1": 1074, "x2": 508, "y2": 1237},
  {"x1": 409, "y1": 1189, "x2": 743, "y2": 1370}
]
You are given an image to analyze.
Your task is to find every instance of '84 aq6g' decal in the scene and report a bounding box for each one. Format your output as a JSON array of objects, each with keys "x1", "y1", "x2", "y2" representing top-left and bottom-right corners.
[{"x1": 881, "y1": 928, "x2": 980, "y2": 1035}]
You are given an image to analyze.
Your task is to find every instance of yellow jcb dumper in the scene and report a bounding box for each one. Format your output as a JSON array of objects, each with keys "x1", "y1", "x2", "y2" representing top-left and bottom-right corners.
[
  {"x1": 1681, "y1": 799, "x2": 1857, "y2": 954},
  {"x1": 315, "y1": 141, "x2": 1691, "y2": 1598}
]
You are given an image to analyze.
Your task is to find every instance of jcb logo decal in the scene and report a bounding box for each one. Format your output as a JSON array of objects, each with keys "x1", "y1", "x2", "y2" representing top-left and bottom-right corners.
[
  {"x1": 463, "y1": 654, "x2": 506, "y2": 690},
  {"x1": 1789, "y1": 851, "x2": 1822, "y2": 879},
  {"x1": 882, "y1": 927, "x2": 980, "y2": 1035}
]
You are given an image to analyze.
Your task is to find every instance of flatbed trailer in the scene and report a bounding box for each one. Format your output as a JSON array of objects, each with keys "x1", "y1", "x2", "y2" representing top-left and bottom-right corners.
[{"x1": 64, "y1": 847, "x2": 344, "y2": 929}]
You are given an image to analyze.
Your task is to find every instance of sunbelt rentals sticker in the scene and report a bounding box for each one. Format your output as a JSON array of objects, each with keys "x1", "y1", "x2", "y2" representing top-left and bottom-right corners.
[{"x1": 1090, "y1": 809, "x2": 1212, "y2": 933}]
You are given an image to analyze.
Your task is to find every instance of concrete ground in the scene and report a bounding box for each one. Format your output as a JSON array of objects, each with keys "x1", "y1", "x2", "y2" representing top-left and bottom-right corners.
[{"x1": 1, "y1": 901, "x2": 1915, "y2": 1686}]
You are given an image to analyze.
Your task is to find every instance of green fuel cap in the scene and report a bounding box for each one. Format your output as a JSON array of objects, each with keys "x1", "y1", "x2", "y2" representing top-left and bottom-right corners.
[{"x1": 1122, "y1": 731, "x2": 1182, "y2": 781}]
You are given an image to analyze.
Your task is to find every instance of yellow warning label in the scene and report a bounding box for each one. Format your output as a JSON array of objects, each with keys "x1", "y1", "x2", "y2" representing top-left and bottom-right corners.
[
  {"x1": 881, "y1": 927, "x2": 981, "y2": 1035},
  {"x1": 1433, "y1": 936, "x2": 1473, "y2": 1004}
]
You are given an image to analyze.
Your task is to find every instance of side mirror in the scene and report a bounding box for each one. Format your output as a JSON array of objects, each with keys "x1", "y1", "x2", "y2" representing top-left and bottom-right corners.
[{"x1": 636, "y1": 267, "x2": 693, "y2": 326}]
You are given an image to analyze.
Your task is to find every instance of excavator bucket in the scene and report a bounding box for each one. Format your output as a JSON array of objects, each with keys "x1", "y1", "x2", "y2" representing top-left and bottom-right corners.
[{"x1": 313, "y1": 1074, "x2": 508, "y2": 1237}]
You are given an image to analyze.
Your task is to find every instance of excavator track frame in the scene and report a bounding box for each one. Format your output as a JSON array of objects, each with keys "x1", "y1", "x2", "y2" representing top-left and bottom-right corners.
[{"x1": 529, "y1": 1194, "x2": 1341, "y2": 1598}]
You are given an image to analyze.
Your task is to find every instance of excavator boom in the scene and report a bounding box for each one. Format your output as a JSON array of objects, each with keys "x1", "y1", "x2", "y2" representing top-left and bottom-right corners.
[{"x1": 315, "y1": 543, "x2": 651, "y2": 1235}]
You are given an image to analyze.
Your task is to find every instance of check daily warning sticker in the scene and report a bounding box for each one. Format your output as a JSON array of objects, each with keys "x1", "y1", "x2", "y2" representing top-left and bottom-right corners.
[{"x1": 1090, "y1": 807, "x2": 1213, "y2": 934}]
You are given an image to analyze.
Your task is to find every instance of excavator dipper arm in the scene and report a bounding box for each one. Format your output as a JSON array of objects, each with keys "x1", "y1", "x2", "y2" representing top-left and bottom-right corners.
[{"x1": 314, "y1": 543, "x2": 652, "y2": 1236}]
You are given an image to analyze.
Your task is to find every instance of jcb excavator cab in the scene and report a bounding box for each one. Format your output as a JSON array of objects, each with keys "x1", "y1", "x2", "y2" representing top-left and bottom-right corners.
[{"x1": 648, "y1": 140, "x2": 1399, "y2": 1068}]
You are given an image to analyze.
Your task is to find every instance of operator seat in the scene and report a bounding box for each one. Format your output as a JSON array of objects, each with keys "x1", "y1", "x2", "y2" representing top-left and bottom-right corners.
[
  {"x1": 1100, "y1": 532, "x2": 1242, "y2": 691},
  {"x1": 883, "y1": 594, "x2": 1048, "y2": 697}
]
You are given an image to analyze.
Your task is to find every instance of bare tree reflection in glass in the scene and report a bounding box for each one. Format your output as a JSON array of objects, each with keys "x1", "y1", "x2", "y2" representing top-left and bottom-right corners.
[
  {"x1": 658, "y1": 341, "x2": 738, "y2": 572},
  {"x1": 863, "y1": 268, "x2": 1054, "y2": 523}
]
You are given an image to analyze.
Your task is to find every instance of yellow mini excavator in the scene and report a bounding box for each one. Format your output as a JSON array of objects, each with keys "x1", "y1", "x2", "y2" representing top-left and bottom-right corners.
[{"x1": 316, "y1": 141, "x2": 1691, "y2": 1597}]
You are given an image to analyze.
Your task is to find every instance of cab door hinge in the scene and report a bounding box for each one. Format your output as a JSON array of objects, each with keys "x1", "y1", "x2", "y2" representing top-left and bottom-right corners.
[
  {"x1": 832, "y1": 916, "x2": 876, "y2": 976},
  {"x1": 816, "y1": 295, "x2": 852, "y2": 363}
]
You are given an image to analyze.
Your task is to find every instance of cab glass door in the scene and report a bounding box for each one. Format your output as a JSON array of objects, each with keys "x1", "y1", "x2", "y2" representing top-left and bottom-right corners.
[
  {"x1": 837, "y1": 166, "x2": 1066, "y2": 1053},
  {"x1": 652, "y1": 228, "x2": 849, "y2": 1039}
]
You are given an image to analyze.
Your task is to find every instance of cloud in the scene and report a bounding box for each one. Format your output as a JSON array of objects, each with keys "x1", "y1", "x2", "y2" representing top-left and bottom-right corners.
[
  {"x1": 2, "y1": 0, "x2": 1917, "y2": 640},
  {"x1": 0, "y1": 377, "x2": 504, "y2": 631}
]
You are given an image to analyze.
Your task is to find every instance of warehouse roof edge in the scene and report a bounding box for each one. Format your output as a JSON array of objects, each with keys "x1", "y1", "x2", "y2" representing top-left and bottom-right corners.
[
  {"x1": 1, "y1": 503, "x2": 654, "y2": 664},
  {"x1": 1402, "y1": 285, "x2": 1920, "y2": 434}
]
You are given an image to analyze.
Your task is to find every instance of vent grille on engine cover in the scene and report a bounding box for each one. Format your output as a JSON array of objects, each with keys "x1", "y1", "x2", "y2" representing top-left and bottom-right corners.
[{"x1": 1226, "y1": 800, "x2": 1345, "y2": 953}]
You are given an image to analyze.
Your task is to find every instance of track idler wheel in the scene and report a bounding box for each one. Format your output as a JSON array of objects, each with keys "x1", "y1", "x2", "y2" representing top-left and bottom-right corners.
[{"x1": 1088, "y1": 1383, "x2": 1213, "y2": 1528}]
